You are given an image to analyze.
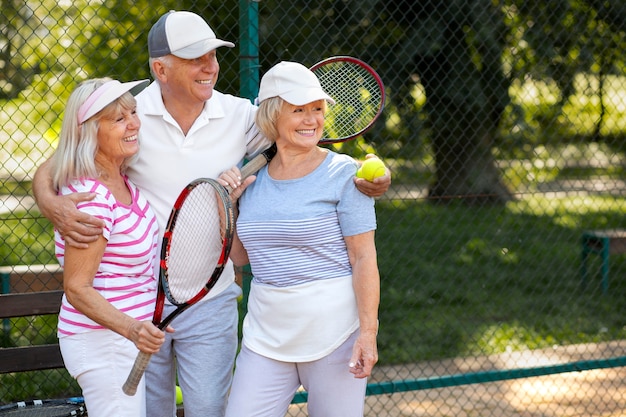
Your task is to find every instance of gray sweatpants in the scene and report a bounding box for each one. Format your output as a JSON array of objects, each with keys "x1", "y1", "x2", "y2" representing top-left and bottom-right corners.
[{"x1": 145, "y1": 282, "x2": 241, "y2": 417}]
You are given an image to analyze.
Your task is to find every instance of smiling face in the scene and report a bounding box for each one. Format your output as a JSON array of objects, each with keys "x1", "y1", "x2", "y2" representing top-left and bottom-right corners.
[
  {"x1": 156, "y1": 50, "x2": 220, "y2": 107},
  {"x1": 275, "y1": 100, "x2": 326, "y2": 150},
  {"x1": 95, "y1": 101, "x2": 141, "y2": 169}
]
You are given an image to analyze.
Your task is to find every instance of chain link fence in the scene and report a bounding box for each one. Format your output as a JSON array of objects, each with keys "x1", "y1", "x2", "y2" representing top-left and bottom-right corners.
[{"x1": 2, "y1": 0, "x2": 626, "y2": 415}]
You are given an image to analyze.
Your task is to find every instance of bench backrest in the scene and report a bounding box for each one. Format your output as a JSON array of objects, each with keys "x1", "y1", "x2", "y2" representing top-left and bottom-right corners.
[{"x1": 0, "y1": 264, "x2": 64, "y2": 374}]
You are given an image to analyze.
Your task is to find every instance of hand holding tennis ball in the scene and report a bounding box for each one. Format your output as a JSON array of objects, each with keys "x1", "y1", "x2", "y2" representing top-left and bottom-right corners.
[
  {"x1": 176, "y1": 385, "x2": 183, "y2": 405},
  {"x1": 356, "y1": 157, "x2": 386, "y2": 181}
]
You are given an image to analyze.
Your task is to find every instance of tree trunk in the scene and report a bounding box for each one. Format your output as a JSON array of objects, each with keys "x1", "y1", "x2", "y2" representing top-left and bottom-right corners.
[{"x1": 417, "y1": 19, "x2": 513, "y2": 206}]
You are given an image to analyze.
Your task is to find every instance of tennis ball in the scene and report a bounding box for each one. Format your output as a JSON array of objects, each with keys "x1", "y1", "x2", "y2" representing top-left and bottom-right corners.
[
  {"x1": 175, "y1": 386, "x2": 183, "y2": 405},
  {"x1": 356, "y1": 158, "x2": 386, "y2": 181}
]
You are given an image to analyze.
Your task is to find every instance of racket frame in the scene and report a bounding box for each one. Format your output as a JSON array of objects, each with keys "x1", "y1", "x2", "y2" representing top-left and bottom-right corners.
[
  {"x1": 123, "y1": 178, "x2": 234, "y2": 396},
  {"x1": 309, "y1": 55, "x2": 386, "y2": 144}
]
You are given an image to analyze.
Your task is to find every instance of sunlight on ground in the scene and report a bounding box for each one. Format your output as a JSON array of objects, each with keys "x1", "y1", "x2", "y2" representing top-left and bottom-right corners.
[
  {"x1": 287, "y1": 343, "x2": 626, "y2": 417},
  {"x1": 359, "y1": 367, "x2": 626, "y2": 417}
]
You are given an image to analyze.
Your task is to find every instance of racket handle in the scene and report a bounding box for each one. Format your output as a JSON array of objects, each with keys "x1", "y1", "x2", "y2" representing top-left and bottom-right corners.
[
  {"x1": 240, "y1": 143, "x2": 277, "y2": 180},
  {"x1": 122, "y1": 351, "x2": 152, "y2": 396}
]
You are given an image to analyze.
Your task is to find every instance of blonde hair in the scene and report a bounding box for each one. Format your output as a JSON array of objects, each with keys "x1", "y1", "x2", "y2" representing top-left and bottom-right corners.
[
  {"x1": 255, "y1": 97, "x2": 328, "y2": 142},
  {"x1": 51, "y1": 78, "x2": 138, "y2": 189}
]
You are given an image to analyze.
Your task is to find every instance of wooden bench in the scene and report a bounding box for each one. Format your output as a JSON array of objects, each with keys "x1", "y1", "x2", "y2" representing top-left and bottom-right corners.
[
  {"x1": 581, "y1": 229, "x2": 626, "y2": 293},
  {"x1": 0, "y1": 264, "x2": 185, "y2": 416},
  {"x1": 0, "y1": 264, "x2": 65, "y2": 374},
  {"x1": 0, "y1": 290, "x2": 65, "y2": 373}
]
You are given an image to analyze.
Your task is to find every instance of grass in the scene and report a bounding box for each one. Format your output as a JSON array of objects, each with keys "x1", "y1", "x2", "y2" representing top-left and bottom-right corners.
[
  {"x1": 2, "y1": 183, "x2": 626, "y2": 400},
  {"x1": 375, "y1": 193, "x2": 626, "y2": 364}
]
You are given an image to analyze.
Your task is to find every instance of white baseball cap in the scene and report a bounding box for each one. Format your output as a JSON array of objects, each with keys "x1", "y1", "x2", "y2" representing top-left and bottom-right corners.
[
  {"x1": 148, "y1": 10, "x2": 235, "y2": 59},
  {"x1": 257, "y1": 61, "x2": 336, "y2": 106},
  {"x1": 77, "y1": 79, "x2": 150, "y2": 124}
]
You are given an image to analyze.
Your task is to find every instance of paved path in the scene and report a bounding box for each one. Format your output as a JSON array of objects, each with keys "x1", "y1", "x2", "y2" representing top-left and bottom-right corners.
[{"x1": 287, "y1": 342, "x2": 626, "y2": 416}]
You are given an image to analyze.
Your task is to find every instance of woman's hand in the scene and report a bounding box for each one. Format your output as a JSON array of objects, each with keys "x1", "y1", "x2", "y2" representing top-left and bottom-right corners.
[
  {"x1": 354, "y1": 154, "x2": 391, "y2": 198},
  {"x1": 127, "y1": 320, "x2": 173, "y2": 354},
  {"x1": 217, "y1": 166, "x2": 256, "y2": 203},
  {"x1": 348, "y1": 330, "x2": 378, "y2": 378}
]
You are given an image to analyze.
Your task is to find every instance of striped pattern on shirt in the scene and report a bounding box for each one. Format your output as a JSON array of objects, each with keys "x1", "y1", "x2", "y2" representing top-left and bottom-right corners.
[
  {"x1": 236, "y1": 151, "x2": 376, "y2": 288},
  {"x1": 55, "y1": 177, "x2": 159, "y2": 336},
  {"x1": 238, "y1": 213, "x2": 352, "y2": 287}
]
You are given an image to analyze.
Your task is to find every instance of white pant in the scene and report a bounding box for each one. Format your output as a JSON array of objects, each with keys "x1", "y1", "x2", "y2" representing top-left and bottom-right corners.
[
  {"x1": 225, "y1": 330, "x2": 367, "y2": 417},
  {"x1": 59, "y1": 330, "x2": 146, "y2": 417}
]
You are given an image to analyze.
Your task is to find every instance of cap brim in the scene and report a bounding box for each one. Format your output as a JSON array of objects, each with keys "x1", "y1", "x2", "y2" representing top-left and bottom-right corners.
[
  {"x1": 127, "y1": 79, "x2": 150, "y2": 96},
  {"x1": 80, "y1": 79, "x2": 150, "y2": 123},
  {"x1": 172, "y1": 39, "x2": 235, "y2": 59},
  {"x1": 280, "y1": 88, "x2": 336, "y2": 106}
]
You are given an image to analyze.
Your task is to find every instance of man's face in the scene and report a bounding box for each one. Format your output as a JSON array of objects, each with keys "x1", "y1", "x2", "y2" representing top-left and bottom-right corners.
[{"x1": 158, "y1": 49, "x2": 220, "y2": 106}]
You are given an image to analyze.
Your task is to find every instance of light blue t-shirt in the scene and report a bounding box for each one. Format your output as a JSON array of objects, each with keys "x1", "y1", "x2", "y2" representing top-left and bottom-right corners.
[{"x1": 236, "y1": 150, "x2": 376, "y2": 287}]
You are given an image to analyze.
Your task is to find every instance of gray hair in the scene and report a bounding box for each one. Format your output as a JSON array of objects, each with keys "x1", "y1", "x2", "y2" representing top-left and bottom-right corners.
[
  {"x1": 149, "y1": 55, "x2": 173, "y2": 82},
  {"x1": 51, "y1": 78, "x2": 138, "y2": 189}
]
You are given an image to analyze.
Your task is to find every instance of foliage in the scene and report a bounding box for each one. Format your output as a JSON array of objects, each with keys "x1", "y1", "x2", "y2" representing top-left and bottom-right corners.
[
  {"x1": 1, "y1": 0, "x2": 244, "y2": 149},
  {"x1": 0, "y1": 214, "x2": 55, "y2": 267},
  {"x1": 2, "y1": 1, "x2": 625, "y2": 185},
  {"x1": 1, "y1": 0, "x2": 626, "y2": 407}
]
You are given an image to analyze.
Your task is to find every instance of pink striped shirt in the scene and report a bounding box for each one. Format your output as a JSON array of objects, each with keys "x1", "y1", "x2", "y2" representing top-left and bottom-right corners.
[{"x1": 55, "y1": 177, "x2": 159, "y2": 337}]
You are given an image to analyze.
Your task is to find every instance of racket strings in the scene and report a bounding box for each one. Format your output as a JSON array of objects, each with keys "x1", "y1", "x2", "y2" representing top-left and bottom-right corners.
[
  {"x1": 165, "y1": 182, "x2": 230, "y2": 303},
  {"x1": 313, "y1": 62, "x2": 384, "y2": 140}
]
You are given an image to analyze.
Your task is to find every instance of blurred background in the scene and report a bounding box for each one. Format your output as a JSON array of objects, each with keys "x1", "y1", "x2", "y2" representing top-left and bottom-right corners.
[{"x1": 2, "y1": 1, "x2": 626, "y2": 415}]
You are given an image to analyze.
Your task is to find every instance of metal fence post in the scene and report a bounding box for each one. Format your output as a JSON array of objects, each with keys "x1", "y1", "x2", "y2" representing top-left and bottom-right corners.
[
  {"x1": 239, "y1": 0, "x2": 260, "y2": 102},
  {"x1": 1, "y1": 269, "x2": 10, "y2": 336}
]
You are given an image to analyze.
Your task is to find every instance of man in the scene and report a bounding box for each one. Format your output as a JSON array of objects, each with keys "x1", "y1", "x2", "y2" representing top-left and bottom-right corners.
[{"x1": 33, "y1": 10, "x2": 391, "y2": 417}]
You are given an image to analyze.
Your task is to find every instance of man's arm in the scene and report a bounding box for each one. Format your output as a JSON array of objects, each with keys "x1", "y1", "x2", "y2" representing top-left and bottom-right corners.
[
  {"x1": 354, "y1": 154, "x2": 391, "y2": 198},
  {"x1": 32, "y1": 158, "x2": 105, "y2": 248}
]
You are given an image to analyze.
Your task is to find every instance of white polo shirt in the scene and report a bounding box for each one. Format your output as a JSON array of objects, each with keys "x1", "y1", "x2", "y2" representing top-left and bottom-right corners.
[{"x1": 128, "y1": 81, "x2": 269, "y2": 300}]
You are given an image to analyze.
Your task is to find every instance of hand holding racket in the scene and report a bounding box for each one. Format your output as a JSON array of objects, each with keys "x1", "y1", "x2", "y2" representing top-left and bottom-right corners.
[
  {"x1": 122, "y1": 178, "x2": 234, "y2": 396},
  {"x1": 240, "y1": 56, "x2": 386, "y2": 178}
]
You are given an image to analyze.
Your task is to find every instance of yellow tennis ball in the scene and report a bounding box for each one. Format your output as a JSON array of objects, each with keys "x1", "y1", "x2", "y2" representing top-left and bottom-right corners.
[
  {"x1": 356, "y1": 158, "x2": 386, "y2": 181},
  {"x1": 176, "y1": 386, "x2": 183, "y2": 405}
]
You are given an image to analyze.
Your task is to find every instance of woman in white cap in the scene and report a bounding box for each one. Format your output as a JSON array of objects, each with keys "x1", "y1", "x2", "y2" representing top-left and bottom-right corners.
[
  {"x1": 220, "y1": 62, "x2": 380, "y2": 417},
  {"x1": 50, "y1": 77, "x2": 167, "y2": 417}
]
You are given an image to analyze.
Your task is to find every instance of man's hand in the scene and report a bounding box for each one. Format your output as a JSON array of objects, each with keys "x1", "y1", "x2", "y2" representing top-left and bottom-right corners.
[
  {"x1": 40, "y1": 192, "x2": 104, "y2": 249},
  {"x1": 354, "y1": 154, "x2": 391, "y2": 198}
]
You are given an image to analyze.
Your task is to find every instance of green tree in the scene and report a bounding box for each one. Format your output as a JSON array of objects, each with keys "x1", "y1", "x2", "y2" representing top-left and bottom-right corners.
[
  {"x1": 510, "y1": 0, "x2": 626, "y2": 145},
  {"x1": 0, "y1": 0, "x2": 42, "y2": 99},
  {"x1": 256, "y1": 0, "x2": 513, "y2": 204},
  {"x1": 255, "y1": 0, "x2": 625, "y2": 204}
]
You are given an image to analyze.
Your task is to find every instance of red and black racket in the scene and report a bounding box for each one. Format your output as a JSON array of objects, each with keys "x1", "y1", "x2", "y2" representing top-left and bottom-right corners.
[
  {"x1": 122, "y1": 178, "x2": 234, "y2": 396},
  {"x1": 243, "y1": 56, "x2": 386, "y2": 174}
]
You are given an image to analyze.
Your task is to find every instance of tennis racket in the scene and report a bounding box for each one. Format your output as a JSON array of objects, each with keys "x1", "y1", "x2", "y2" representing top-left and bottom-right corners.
[
  {"x1": 122, "y1": 178, "x2": 234, "y2": 396},
  {"x1": 311, "y1": 55, "x2": 385, "y2": 144},
  {"x1": 243, "y1": 56, "x2": 385, "y2": 175},
  {"x1": 0, "y1": 398, "x2": 86, "y2": 417}
]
